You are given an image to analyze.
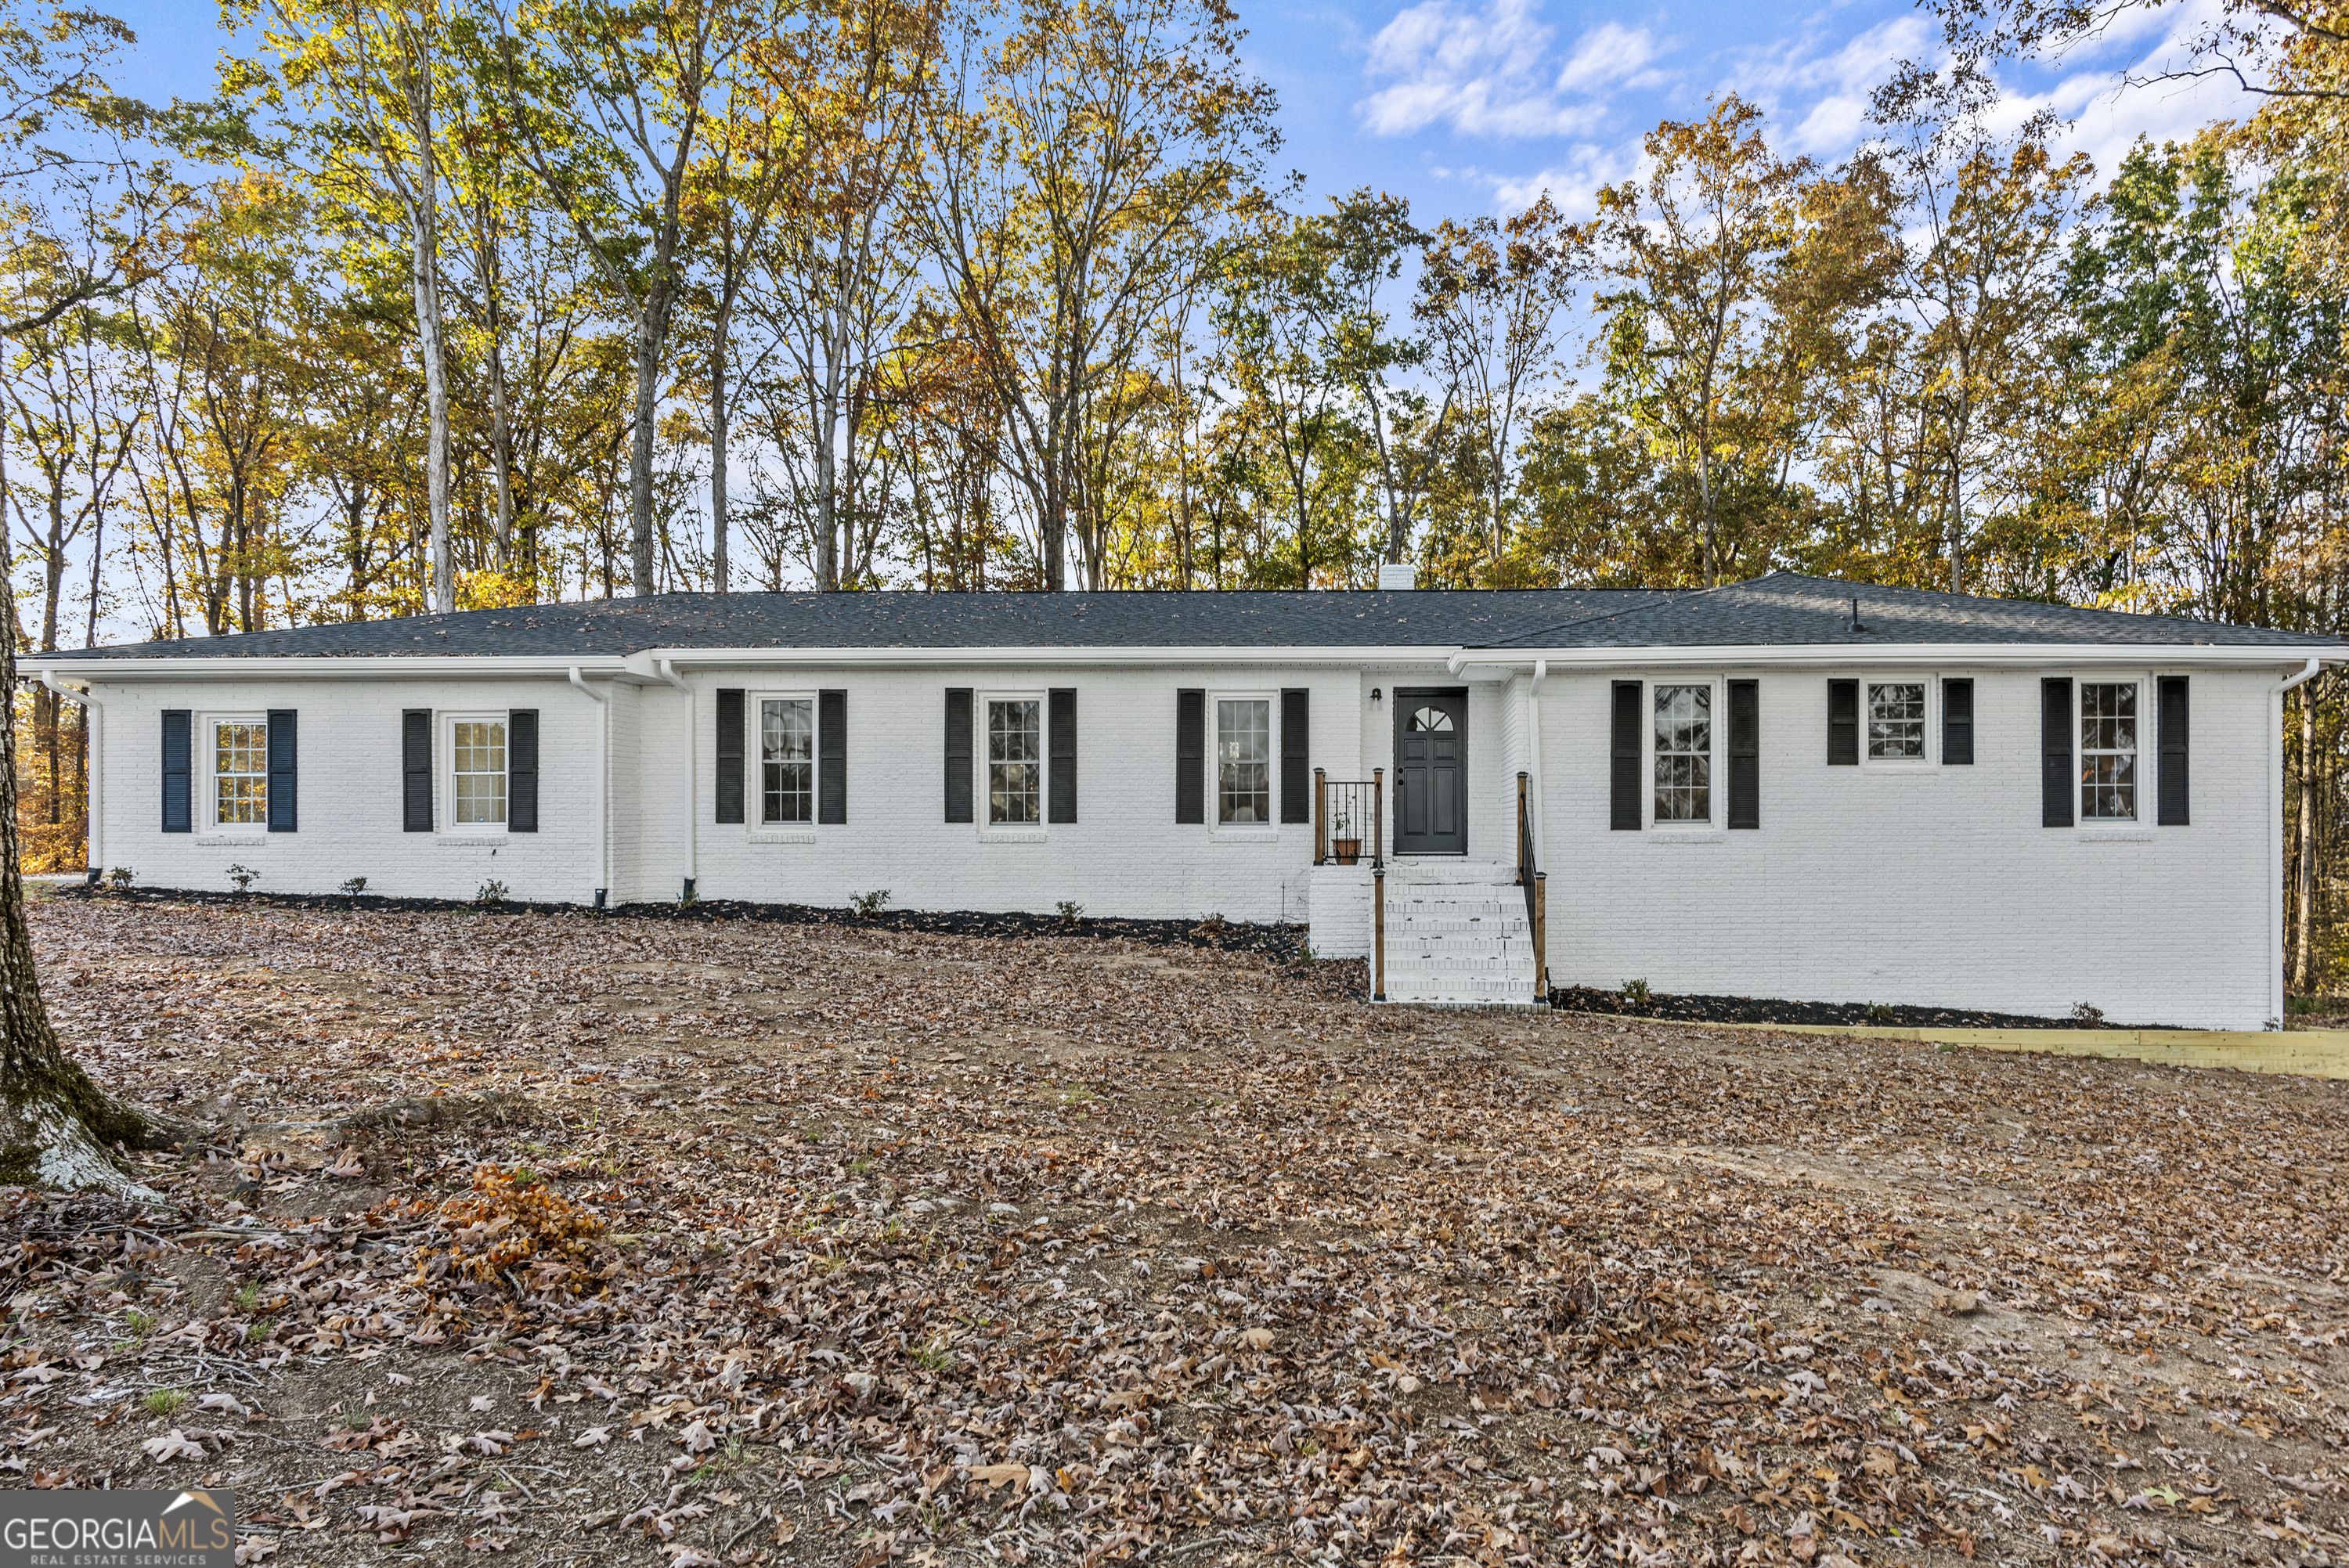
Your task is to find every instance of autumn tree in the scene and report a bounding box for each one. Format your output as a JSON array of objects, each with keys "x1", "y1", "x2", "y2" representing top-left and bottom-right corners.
[{"x1": 915, "y1": 0, "x2": 1274, "y2": 589}]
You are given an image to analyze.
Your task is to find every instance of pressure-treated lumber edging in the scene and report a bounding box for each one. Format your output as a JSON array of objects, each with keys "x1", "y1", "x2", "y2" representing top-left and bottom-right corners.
[{"x1": 1557, "y1": 1011, "x2": 2349, "y2": 1080}]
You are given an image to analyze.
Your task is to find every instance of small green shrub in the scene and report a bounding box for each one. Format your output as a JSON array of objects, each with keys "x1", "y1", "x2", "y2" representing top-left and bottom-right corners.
[
  {"x1": 849, "y1": 889, "x2": 890, "y2": 919},
  {"x1": 2069, "y1": 1000, "x2": 2106, "y2": 1027},
  {"x1": 105, "y1": 867, "x2": 135, "y2": 892},
  {"x1": 477, "y1": 878, "x2": 510, "y2": 905},
  {"x1": 338, "y1": 877, "x2": 368, "y2": 896},
  {"x1": 1621, "y1": 979, "x2": 1651, "y2": 1008},
  {"x1": 1055, "y1": 900, "x2": 1083, "y2": 927},
  {"x1": 142, "y1": 1388, "x2": 189, "y2": 1417},
  {"x1": 226, "y1": 864, "x2": 259, "y2": 893},
  {"x1": 1863, "y1": 1002, "x2": 1896, "y2": 1025}
]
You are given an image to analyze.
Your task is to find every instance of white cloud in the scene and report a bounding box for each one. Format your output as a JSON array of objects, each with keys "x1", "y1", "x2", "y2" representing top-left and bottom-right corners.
[
  {"x1": 1487, "y1": 142, "x2": 1645, "y2": 215},
  {"x1": 1727, "y1": 15, "x2": 1936, "y2": 155},
  {"x1": 1358, "y1": 0, "x2": 1669, "y2": 139}
]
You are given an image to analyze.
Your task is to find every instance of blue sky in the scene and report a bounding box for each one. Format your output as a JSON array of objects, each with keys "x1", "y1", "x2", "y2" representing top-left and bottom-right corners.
[{"x1": 102, "y1": 0, "x2": 2250, "y2": 229}]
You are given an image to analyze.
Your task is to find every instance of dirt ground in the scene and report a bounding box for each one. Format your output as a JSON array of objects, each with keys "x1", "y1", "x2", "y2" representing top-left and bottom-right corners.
[{"x1": 2, "y1": 894, "x2": 2344, "y2": 1568}]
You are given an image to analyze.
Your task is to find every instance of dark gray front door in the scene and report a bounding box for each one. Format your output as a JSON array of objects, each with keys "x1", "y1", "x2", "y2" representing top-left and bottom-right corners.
[{"x1": 1394, "y1": 689, "x2": 1467, "y2": 855}]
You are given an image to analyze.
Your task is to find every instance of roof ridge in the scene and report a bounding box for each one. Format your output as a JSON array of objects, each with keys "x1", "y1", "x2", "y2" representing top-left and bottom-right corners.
[{"x1": 1474, "y1": 576, "x2": 1767, "y2": 649}]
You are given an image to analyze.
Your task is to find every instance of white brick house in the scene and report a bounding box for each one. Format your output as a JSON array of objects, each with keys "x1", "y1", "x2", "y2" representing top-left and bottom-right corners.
[{"x1": 42, "y1": 573, "x2": 2343, "y2": 1029}]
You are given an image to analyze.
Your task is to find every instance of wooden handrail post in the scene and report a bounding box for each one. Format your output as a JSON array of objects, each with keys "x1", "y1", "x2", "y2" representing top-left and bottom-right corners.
[
  {"x1": 1372, "y1": 768, "x2": 1384, "y2": 870},
  {"x1": 1533, "y1": 871, "x2": 1547, "y2": 1003},
  {"x1": 1516, "y1": 770, "x2": 1529, "y2": 883},
  {"x1": 1373, "y1": 865, "x2": 1387, "y2": 1002},
  {"x1": 1314, "y1": 768, "x2": 1326, "y2": 865}
]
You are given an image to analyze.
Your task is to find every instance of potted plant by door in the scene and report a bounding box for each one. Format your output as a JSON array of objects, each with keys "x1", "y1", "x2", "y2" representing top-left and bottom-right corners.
[{"x1": 1330, "y1": 806, "x2": 1362, "y2": 865}]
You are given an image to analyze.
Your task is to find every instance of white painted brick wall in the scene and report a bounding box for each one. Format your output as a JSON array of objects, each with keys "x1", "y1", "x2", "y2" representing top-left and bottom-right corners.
[
  {"x1": 1534, "y1": 665, "x2": 2282, "y2": 1030},
  {"x1": 88, "y1": 678, "x2": 604, "y2": 903},
  {"x1": 79, "y1": 656, "x2": 2287, "y2": 1029}
]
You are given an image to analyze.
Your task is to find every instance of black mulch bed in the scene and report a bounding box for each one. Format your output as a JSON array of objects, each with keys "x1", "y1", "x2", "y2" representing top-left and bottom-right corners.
[
  {"x1": 45, "y1": 884, "x2": 1308, "y2": 961},
  {"x1": 1548, "y1": 983, "x2": 2178, "y2": 1031}
]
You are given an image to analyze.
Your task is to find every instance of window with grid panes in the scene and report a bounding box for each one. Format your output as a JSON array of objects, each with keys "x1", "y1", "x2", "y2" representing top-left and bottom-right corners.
[
  {"x1": 987, "y1": 699, "x2": 1040, "y2": 823},
  {"x1": 1867, "y1": 682, "x2": 1926, "y2": 759},
  {"x1": 214, "y1": 721, "x2": 266, "y2": 826},
  {"x1": 1218, "y1": 699, "x2": 1270, "y2": 823},
  {"x1": 453, "y1": 719, "x2": 507, "y2": 824},
  {"x1": 761, "y1": 698, "x2": 814, "y2": 823},
  {"x1": 1652, "y1": 684, "x2": 1711, "y2": 822},
  {"x1": 2080, "y1": 683, "x2": 2137, "y2": 820}
]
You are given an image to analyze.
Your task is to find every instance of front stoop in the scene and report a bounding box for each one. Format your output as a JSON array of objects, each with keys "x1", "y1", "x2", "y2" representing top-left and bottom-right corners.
[{"x1": 1378, "y1": 861, "x2": 1544, "y2": 1007}]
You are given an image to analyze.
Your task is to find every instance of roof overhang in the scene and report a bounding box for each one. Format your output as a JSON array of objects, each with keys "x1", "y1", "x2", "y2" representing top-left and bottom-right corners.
[
  {"x1": 37, "y1": 640, "x2": 2347, "y2": 683},
  {"x1": 1449, "y1": 643, "x2": 2349, "y2": 674}
]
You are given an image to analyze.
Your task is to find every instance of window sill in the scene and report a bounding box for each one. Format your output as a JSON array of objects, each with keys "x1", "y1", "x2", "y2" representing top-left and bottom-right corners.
[
  {"x1": 978, "y1": 827, "x2": 1048, "y2": 844},
  {"x1": 748, "y1": 829, "x2": 817, "y2": 845},
  {"x1": 435, "y1": 834, "x2": 509, "y2": 847},
  {"x1": 195, "y1": 833, "x2": 269, "y2": 846},
  {"x1": 1647, "y1": 830, "x2": 1726, "y2": 844},
  {"x1": 2076, "y1": 827, "x2": 2156, "y2": 842},
  {"x1": 1211, "y1": 827, "x2": 1281, "y2": 844}
]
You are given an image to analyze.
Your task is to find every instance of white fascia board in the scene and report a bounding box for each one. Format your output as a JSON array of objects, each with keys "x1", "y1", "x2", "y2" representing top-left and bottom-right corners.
[
  {"x1": 1449, "y1": 643, "x2": 2349, "y2": 674},
  {"x1": 41, "y1": 656, "x2": 635, "y2": 682},
  {"x1": 620, "y1": 645, "x2": 1465, "y2": 676}
]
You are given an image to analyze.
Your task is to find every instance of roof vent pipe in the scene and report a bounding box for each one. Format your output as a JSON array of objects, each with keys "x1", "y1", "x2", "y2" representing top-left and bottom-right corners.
[{"x1": 1378, "y1": 563, "x2": 1418, "y2": 591}]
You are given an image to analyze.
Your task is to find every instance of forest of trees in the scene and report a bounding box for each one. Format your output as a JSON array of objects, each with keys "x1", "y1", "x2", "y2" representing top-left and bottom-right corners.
[{"x1": 3, "y1": 0, "x2": 2346, "y2": 982}]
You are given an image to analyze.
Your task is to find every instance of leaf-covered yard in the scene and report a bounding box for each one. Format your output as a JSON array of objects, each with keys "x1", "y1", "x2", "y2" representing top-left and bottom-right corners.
[{"x1": 3, "y1": 893, "x2": 2345, "y2": 1567}]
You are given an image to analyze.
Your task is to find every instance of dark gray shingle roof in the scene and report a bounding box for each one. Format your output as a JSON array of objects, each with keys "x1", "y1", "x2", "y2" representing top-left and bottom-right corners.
[
  {"x1": 42, "y1": 573, "x2": 2337, "y2": 659},
  {"x1": 1491, "y1": 573, "x2": 2337, "y2": 650},
  {"x1": 49, "y1": 589, "x2": 1669, "y2": 658}
]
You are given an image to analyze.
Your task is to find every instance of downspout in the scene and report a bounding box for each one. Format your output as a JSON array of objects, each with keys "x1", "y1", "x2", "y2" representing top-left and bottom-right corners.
[
  {"x1": 656, "y1": 658, "x2": 694, "y2": 899},
  {"x1": 1527, "y1": 660, "x2": 1546, "y2": 870},
  {"x1": 38, "y1": 669, "x2": 99, "y2": 882},
  {"x1": 568, "y1": 666, "x2": 610, "y2": 907}
]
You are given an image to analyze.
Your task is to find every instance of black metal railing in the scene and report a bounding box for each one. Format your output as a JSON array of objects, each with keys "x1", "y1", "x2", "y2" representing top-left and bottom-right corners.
[{"x1": 1313, "y1": 770, "x2": 1383, "y2": 867}]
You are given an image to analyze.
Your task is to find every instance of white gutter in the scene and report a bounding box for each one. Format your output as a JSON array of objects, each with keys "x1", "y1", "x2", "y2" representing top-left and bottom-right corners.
[
  {"x1": 40, "y1": 654, "x2": 637, "y2": 681},
  {"x1": 37, "y1": 669, "x2": 99, "y2": 879},
  {"x1": 1452, "y1": 643, "x2": 2349, "y2": 673},
  {"x1": 655, "y1": 658, "x2": 693, "y2": 892},
  {"x1": 2276, "y1": 656, "x2": 2323, "y2": 694},
  {"x1": 568, "y1": 667, "x2": 610, "y2": 905}
]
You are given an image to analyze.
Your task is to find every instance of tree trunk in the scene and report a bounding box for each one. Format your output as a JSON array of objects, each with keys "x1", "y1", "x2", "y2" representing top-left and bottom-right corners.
[
  {"x1": 630, "y1": 315, "x2": 660, "y2": 594},
  {"x1": 710, "y1": 302, "x2": 729, "y2": 594},
  {"x1": 2296, "y1": 687, "x2": 2318, "y2": 995},
  {"x1": 0, "y1": 610, "x2": 177, "y2": 1192}
]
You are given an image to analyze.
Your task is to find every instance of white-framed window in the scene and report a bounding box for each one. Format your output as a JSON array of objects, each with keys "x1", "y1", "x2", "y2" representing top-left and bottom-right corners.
[
  {"x1": 760, "y1": 695, "x2": 815, "y2": 825},
  {"x1": 986, "y1": 695, "x2": 1042, "y2": 825},
  {"x1": 448, "y1": 715, "x2": 508, "y2": 829},
  {"x1": 1217, "y1": 695, "x2": 1272, "y2": 824},
  {"x1": 2080, "y1": 680, "x2": 2138, "y2": 821},
  {"x1": 1866, "y1": 680, "x2": 1929, "y2": 760},
  {"x1": 210, "y1": 716, "x2": 268, "y2": 829},
  {"x1": 1651, "y1": 682, "x2": 1712, "y2": 824}
]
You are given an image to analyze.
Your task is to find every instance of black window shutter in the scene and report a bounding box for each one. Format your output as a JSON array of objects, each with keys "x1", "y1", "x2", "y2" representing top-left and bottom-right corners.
[
  {"x1": 265, "y1": 709, "x2": 298, "y2": 831},
  {"x1": 2158, "y1": 676, "x2": 2188, "y2": 826},
  {"x1": 817, "y1": 689, "x2": 846, "y2": 824},
  {"x1": 402, "y1": 708, "x2": 432, "y2": 832},
  {"x1": 714, "y1": 689, "x2": 745, "y2": 824},
  {"x1": 508, "y1": 709, "x2": 539, "y2": 832},
  {"x1": 1609, "y1": 681, "x2": 1641, "y2": 831},
  {"x1": 161, "y1": 709, "x2": 191, "y2": 832},
  {"x1": 1175, "y1": 690, "x2": 1205, "y2": 824},
  {"x1": 1942, "y1": 678, "x2": 1975, "y2": 765},
  {"x1": 944, "y1": 689, "x2": 974, "y2": 823},
  {"x1": 1048, "y1": 687, "x2": 1077, "y2": 824},
  {"x1": 1280, "y1": 689, "x2": 1310, "y2": 824},
  {"x1": 1727, "y1": 679, "x2": 1759, "y2": 830},
  {"x1": 2042, "y1": 677, "x2": 2074, "y2": 827},
  {"x1": 1827, "y1": 679, "x2": 1858, "y2": 765}
]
